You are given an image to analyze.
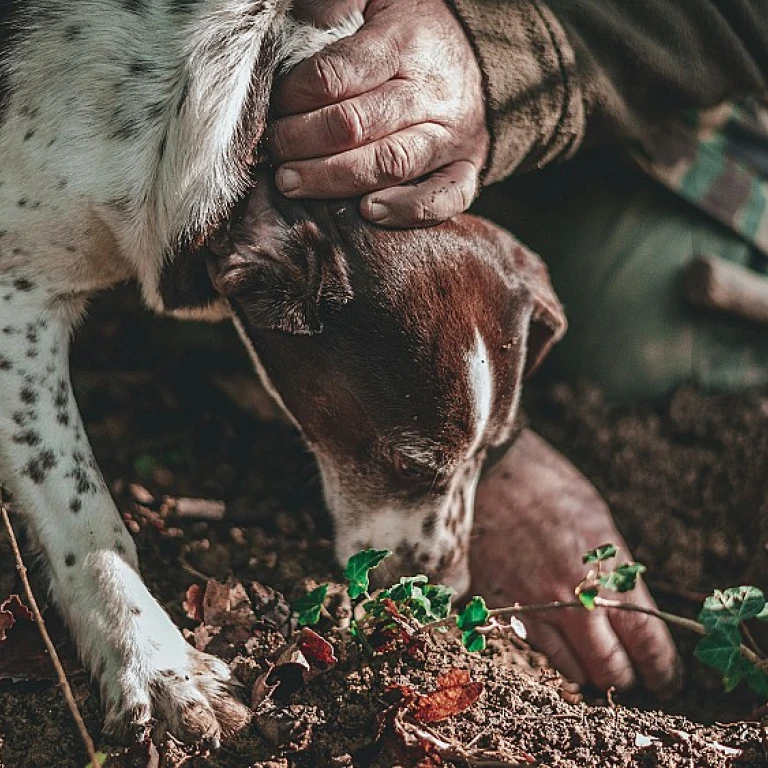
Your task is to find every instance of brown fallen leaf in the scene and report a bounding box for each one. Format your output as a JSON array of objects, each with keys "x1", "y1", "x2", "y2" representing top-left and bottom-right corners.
[
  {"x1": 413, "y1": 669, "x2": 483, "y2": 724},
  {"x1": 251, "y1": 628, "x2": 337, "y2": 709},
  {"x1": 183, "y1": 584, "x2": 204, "y2": 622},
  {"x1": 0, "y1": 594, "x2": 33, "y2": 642},
  {"x1": 200, "y1": 579, "x2": 254, "y2": 627}
]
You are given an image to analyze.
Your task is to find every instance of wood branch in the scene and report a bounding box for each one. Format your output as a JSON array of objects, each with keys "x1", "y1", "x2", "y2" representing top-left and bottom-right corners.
[
  {"x1": 679, "y1": 254, "x2": 768, "y2": 325},
  {"x1": 0, "y1": 494, "x2": 102, "y2": 767}
]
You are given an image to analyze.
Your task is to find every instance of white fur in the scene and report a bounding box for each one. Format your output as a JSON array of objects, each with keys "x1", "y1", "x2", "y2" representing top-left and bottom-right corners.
[{"x1": 0, "y1": 2, "x2": 361, "y2": 743}]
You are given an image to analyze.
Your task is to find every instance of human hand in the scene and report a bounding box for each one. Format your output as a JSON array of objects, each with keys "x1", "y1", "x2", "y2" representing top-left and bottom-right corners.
[
  {"x1": 269, "y1": 0, "x2": 490, "y2": 228},
  {"x1": 471, "y1": 429, "x2": 680, "y2": 694}
]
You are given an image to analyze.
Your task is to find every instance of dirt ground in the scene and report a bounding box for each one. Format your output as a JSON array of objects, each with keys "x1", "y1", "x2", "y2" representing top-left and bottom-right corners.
[{"x1": 1, "y1": 287, "x2": 767, "y2": 767}]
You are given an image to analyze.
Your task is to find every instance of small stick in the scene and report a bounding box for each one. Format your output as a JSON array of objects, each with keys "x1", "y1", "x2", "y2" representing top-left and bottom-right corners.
[
  {"x1": 679, "y1": 254, "x2": 768, "y2": 325},
  {"x1": 0, "y1": 494, "x2": 102, "y2": 767}
]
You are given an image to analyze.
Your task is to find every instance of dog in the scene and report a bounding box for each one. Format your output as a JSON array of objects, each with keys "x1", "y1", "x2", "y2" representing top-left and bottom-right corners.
[{"x1": 0, "y1": 0, "x2": 566, "y2": 746}]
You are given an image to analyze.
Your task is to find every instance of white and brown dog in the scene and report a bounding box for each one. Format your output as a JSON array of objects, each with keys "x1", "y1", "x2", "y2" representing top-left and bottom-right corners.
[{"x1": 0, "y1": 0, "x2": 565, "y2": 746}]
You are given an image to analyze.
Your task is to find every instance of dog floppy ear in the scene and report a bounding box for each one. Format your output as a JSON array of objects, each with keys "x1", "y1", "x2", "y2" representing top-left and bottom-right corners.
[
  {"x1": 206, "y1": 199, "x2": 352, "y2": 335},
  {"x1": 474, "y1": 217, "x2": 567, "y2": 377}
]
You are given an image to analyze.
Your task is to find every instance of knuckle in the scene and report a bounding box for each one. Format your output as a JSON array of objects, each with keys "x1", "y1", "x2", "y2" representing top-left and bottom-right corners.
[
  {"x1": 330, "y1": 100, "x2": 368, "y2": 147},
  {"x1": 312, "y1": 53, "x2": 348, "y2": 102},
  {"x1": 374, "y1": 138, "x2": 413, "y2": 184}
]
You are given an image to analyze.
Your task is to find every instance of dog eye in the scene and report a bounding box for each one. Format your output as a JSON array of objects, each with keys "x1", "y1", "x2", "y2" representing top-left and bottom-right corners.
[{"x1": 391, "y1": 450, "x2": 433, "y2": 483}]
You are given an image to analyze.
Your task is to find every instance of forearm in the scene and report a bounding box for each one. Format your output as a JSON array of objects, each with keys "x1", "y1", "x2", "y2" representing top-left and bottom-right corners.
[{"x1": 447, "y1": 0, "x2": 768, "y2": 183}]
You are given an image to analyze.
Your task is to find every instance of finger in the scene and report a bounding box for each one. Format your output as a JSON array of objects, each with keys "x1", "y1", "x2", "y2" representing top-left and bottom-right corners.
[
  {"x1": 609, "y1": 586, "x2": 682, "y2": 696},
  {"x1": 524, "y1": 620, "x2": 587, "y2": 685},
  {"x1": 360, "y1": 160, "x2": 478, "y2": 227},
  {"x1": 275, "y1": 123, "x2": 453, "y2": 199},
  {"x1": 274, "y1": 21, "x2": 399, "y2": 115},
  {"x1": 269, "y1": 80, "x2": 425, "y2": 162},
  {"x1": 548, "y1": 611, "x2": 637, "y2": 691}
]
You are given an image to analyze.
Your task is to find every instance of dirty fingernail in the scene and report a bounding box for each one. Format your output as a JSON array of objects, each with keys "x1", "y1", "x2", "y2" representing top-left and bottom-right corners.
[
  {"x1": 366, "y1": 201, "x2": 389, "y2": 221},
  {"x1": 277, "y1": 168, "x2": 301, "y2": 194}
]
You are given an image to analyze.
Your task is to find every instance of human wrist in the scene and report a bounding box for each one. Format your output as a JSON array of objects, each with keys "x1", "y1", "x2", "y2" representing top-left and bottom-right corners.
[{"x1": 444, "y1": 0, "x2": 586, "y2": 185}]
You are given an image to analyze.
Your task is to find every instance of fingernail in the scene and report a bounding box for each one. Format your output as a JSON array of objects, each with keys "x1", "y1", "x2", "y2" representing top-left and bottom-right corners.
[
  {"x1": 277, "y1": 168, "x2": 301, "y2": 194},
  {"x1": 367, "y1": 202, "x2": 389, "y2": 221}
]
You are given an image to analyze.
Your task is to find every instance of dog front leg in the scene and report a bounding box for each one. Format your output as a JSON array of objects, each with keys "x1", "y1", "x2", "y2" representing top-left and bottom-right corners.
[{"x1": 0, "y1": 275, "x2": 248, "y2": 744}]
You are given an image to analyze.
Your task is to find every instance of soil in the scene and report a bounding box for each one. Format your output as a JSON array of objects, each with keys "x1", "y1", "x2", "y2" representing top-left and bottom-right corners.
[{"x1": 1, "y1": 286, "x2": 767, "y2": 767}]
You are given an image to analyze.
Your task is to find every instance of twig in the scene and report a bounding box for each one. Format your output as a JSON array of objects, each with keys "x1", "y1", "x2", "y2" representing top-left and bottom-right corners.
[{"x1": 0, "y1": 494, "x2": 102, "y2": 767}]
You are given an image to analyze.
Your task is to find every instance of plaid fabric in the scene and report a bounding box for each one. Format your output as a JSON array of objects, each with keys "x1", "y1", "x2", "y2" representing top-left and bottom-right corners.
[{"x1": 634, "y1": 96, "x2": 768, "y2": 257}]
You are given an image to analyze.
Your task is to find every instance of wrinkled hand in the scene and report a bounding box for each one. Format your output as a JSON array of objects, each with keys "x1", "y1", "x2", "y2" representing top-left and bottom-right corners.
[
  {"x1": 471, "y1": 429, "x2": 680, "y2": 694},
  {"x1": 269, "y1": 0, "x2": 490, "y2": 228}
]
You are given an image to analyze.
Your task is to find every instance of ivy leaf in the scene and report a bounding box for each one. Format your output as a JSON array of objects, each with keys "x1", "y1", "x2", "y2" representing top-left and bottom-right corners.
[
  {"x1": 583, "y1": 544, "x2": 618, "y2": 564},
  {"x1": 85, "y1": 753, "x2": 107, "y2": 768},
  {"x1": 344, "y1": 549, "x2": 391, "y2": 599},
  {"x1": 456, "y1": 596, "x2": 490, "y2": 631},
  {"x1": 578, "y1": 587, "x2": 598, "y2": 611},
  {"x1": 461, "y1": 629, "x2": 486, "y2": 652},
  {"x1": 293, "y1": 584, "x2": 329, "y2": 627},
  {"x1": 423, "y1": 584, "x2": 453, "y2": 621},
  {"x1": 694, "y1": 625, "x2": 742, "y2": 677},
  {"x1": 387, "y1": 575, "x2": 428, "y2": 603},
  {"x1": 698, "y1": 586, "x2": 766, "y2": 633},
  {"x1": 744, "y1": 663, "x2": 768, "y2": 698},
  {"x1": 599, "y1": 562, "x2": 646, "y2": 593}
]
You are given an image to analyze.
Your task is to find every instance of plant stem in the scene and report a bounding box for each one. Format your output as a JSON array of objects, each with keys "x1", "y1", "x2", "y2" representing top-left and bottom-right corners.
[
  {"x1": 0, "y1": 495, "x2": 102, "y2": 767},
  {"x1": 422, "y1": 596, "x2": 764, "y2": 668}
]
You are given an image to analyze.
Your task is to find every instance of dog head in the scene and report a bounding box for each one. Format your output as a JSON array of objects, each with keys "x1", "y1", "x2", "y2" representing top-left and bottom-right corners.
[{"x1": 205, "y1": 174, "x2": 566, "y2": 596}]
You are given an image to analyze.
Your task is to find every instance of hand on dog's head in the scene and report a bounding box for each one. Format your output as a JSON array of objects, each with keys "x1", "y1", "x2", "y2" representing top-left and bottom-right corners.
[{"x1": 205, "y1": 174, "x2": 566, "y2": 595}]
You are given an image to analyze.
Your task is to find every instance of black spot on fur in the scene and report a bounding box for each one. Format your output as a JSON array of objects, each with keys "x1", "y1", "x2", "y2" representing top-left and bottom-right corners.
[
  {"x1": 16, "y1": 198, "x2": 26, "y2": 207},
  {"x1": 13, "y1": 277, "x2": 33, "y2": 291},
  {"x1": 19, "y1": 386, "x2": 37, "y2": 404},
  {"x1": 63, "y1": 24, "x2": 81, "y2": 42},
  {"x1": 65, "y1": 553, "x2": 76, "y2": 567},
  {"x1": 54, "y1": 380, "x2": 68, "y2": 409},
  {"x1": 115, "y1": 541, "x2": 126, "y2": 555},
  {"x1": 169, "y1": 0, "x2": 199, "y2": 13},
  {"x1": 2, "y1": 325, "x2": 16, "y2": 334},
  {"x1": 66, "y1": 464, "x2": 96, "y2": 496},
  {"x1": 130, "y1": 605, "x2": 141, "y2": 616},
  {"x1": 421, "y1": 514, "x2": 437, "y2": 536},
  {"x1": 56, "y1": 411, "x2": 70, "y2": 426},
  {"x1": 23, "y1": 449, "x2": 57, "y2": 483},
  {"x1": 123, "y1": 0, "x2": 148, "y2": 13},
  {"x1": 0, "y1": 355, "x2": 12, "y2": 370},
  {"x1": 69, "y1": 497, "x2": 82, "y2": 513},
  {"x1": 25, "y1": 325, "x2": 38, "y2": 344},
  {"x1": 129, "y1": 59, "x2": 150, "y2": 76},
  {"x1": 13, "y1": 429, "x2": 40, "y2": 446},
  {"x1": 23, "y1": 129, "x2": 34, "y2": 141}
]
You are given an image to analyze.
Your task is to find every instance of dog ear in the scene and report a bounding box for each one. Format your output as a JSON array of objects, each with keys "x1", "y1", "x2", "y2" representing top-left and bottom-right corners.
[
  {"x1": 474, "y1": 217, "x2": 566, "y2": 377},
  {"x1": 511, "y1": 238, "x2": 567, "y2": 377},
  {"x1": 206, "y1": 209, "x2": 352, "y2": 335}
]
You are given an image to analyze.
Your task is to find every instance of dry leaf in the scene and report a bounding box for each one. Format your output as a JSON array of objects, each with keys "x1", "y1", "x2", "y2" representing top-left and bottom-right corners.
[
  {"x1": 0, "y1": 595, "x2": 33, "y2": 642},
  {"x1": 183, "y1": 584, "x2": 204, "y2": 622},
  {"x1": 412, "y1": 669, "x2": 483, "y2": 724}
]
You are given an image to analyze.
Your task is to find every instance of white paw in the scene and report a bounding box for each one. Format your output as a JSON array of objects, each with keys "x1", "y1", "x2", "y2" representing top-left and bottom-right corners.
[{"x1": 102, "y1": 645, "x2": 250, "y2": 746}]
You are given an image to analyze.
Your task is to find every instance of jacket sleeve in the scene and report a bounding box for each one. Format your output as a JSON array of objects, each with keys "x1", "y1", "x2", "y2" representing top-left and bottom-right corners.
[{"x1": 446, "y1": 0, "x2": 768, "y2": 184}]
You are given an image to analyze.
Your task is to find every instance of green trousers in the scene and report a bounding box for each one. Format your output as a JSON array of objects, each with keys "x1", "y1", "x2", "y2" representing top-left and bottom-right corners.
[{"x1": 472, "y1": 152, "x2": 768, "y2": 401}]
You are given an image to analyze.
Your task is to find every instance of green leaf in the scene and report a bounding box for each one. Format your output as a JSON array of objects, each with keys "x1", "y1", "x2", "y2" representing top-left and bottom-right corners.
[
  {"x1": 344, "y1": 549, "x2": 391, "y2": 599},
  {"x1": 755, "y1": 603, "x2": 768, "y2": 622},
  {"x1": 578, "y1": 587, "x2": 598, "y2": 611},
  {"x1": 387, "y1": 575, "x2": 428, "y2": 603},
  {"x1": 456, "y1": 596, "x2": 490, "y2": 631},
  {"x1": 694, "y1": 625, "x2": 742, "y2": 676},
  {"x1": 745, "y1": 663, "x2": 768, "y2": 699},
  {"x1": 85, "y1": 754, "x2": 107, "y2": 768},
  {"x1": 698, "y1": 586, "x2": 766, "y2": 633},
  {"x1": 423, "y1": 583, "x2": 453, "y2": 620},
  {"x1": 583, "y1": 544, "x2": 618, "y2": 564},
  {"x1": 461, "y1": 629, "x2": 486, "y2": 652},
  {"x1": 599, "y1": 562, "x2": 646, "y2": 593},
  {"x1": 293, "y1": 584, "x2": 329, "y2": 626}
]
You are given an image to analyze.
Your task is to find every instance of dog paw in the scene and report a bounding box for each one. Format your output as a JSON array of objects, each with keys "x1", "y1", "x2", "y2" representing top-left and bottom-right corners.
[{"x1": 102, "y1": 647, "x2": 250, "y2": 746}]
